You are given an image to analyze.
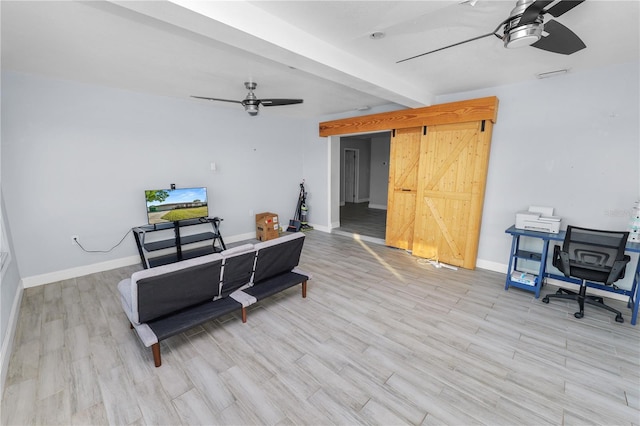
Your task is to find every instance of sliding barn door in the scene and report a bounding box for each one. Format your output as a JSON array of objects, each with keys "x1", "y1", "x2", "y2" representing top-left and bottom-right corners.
[
  {"x1": 412, "y1": 121, "x2": 493, "y2": 269},
  {"x1": 385, "y1": 127, "x2": 422, "y2": 250}
]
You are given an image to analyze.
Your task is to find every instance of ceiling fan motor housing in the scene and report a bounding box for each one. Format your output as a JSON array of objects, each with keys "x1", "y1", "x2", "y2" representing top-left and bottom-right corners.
[
  {"x1": 243, "y1": 82, "x2": 260, "y2": 115},
  {"x1": 504, "y1": 0, "x2": 544, "y2": 48},
  {"x1": 243, "y1": 100, "x2": 260, "y2": 116}
]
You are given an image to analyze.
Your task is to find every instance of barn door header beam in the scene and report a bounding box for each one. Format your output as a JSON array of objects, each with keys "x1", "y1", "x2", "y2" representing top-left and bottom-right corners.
[{"x1": 319, "y1": 96, "x2": 499, "y2": 137}]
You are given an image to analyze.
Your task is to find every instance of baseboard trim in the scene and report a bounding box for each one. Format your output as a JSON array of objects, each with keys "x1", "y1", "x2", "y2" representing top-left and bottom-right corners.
[
  {"x1": 367, "y1": 204, "x2": 387, "y2": 210},
  {"x1": 476, "y1": 259, "x2": 508, "y2": 274},
  {"x1": 21, "y1": 255, "x2": 142, "y2": 288},
  {"x1": 226, "y1": 232, "x2": 257, "y2": 244},
  {"x1": 1, "y1": 281, "x2": 24, "y2": 397},
  {"x1": 308, "y1": 223, "x2": 330, "y2": 233}
]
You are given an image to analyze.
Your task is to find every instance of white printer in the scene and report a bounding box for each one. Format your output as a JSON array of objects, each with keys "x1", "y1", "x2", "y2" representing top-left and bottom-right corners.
[{"x1": 515, "y1": 206, "x2": 562, "y2": 234}]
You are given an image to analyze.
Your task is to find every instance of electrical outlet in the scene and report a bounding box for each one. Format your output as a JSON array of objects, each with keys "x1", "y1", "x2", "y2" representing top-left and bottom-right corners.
[{"x1": 71, "y1": 235, "x2": 79, "y2": 245}]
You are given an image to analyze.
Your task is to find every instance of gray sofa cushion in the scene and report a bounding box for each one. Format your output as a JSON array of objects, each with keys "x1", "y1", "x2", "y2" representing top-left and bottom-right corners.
[
  {"x1": 244, "y1": 271, "x2": 308, "y2": 300},
  {"x1": 221, "y1": 251, "x2": 256, "y2": 297},
  {"x1": 134, "y1": 254, "x2": 223, "y2": 323},
  {"x1": 253, "y1": 232, "x2": 305, "y2": 284},
  {"x1": 146, "y1": 296, "x2": 242, "y2": 342},
  {"x1": 127, "y1": 253, "x2": 224, "y2": 323},
  {"x1": 220, "y1": 244, "x2": 256, "y2": 298}
]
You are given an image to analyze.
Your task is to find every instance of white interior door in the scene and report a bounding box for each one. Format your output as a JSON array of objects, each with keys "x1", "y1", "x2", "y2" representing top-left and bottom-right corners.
[{"x1": 344, "y1": 149, "x2": 358, "y2": 203}]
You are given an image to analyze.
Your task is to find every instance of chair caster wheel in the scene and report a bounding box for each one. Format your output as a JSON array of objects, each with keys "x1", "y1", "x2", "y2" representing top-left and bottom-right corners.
[
  {"x1": 615, "y1": 315, "x2": 624, "y2": 323},
  {"x1": 574, "y1": 312, "x2": 584, "y2": 319},
  {"x1": 542, "y1": 297, "x2": 549, "y2": 304}
]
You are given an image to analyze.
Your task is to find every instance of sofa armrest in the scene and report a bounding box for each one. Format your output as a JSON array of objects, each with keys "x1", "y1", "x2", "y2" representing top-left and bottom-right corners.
[
  {"x1": 229, "y1": 290, "x2": 257, "y2": 307},
  {"x1": 292, "y1": 267, "x2": 311, "y2": 280},
  {"x1": 117, "y1": 278, "x2": 158, "y2": 347},
  {"x1": 117, "y1": 278, "x2": 137, "y2": 325}
]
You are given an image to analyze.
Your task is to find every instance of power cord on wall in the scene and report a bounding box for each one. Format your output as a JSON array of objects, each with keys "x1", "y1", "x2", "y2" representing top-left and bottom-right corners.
[{"x1": 73, "y1": 229, "x2": 132, "y2": 253}]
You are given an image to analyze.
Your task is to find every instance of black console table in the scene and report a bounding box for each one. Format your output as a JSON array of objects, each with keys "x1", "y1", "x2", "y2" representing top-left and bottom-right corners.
[{"x1": 133, "y1": 217, "x2": 226, "y2": 268}]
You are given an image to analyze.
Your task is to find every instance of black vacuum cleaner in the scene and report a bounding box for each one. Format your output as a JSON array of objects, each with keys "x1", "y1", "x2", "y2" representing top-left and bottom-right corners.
[{"x1": 287, "y1": 181, "x2": 312, "y2": 232}]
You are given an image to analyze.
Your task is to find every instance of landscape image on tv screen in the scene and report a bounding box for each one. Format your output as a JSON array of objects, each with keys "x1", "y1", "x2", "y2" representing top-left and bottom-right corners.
[{"x1": 145, "y1": 187, "x2": 208, "y2": 224}]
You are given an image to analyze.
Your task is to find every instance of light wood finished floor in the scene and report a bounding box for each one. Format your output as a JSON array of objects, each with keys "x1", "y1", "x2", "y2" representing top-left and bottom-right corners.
[{"x1": 3, "y1": 231, "x2": 640, "y2": 425}]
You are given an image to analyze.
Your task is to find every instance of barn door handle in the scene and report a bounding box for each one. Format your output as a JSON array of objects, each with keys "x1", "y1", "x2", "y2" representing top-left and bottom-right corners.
[{"x1": 401, "y1": 188, "x2": 412, "y2": 192}]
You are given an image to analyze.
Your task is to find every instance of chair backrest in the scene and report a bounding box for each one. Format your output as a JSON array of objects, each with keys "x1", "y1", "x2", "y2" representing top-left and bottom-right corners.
[
  {"x1": 219, "y1": 244, "x2": 256, "y2": 298},
  {"x1": 253, "y1": 232, "x2": 305, "y2": 284},
  {"x1": 561, "y1": 225, "x2": 629, "y2": 283},
  {"x1": 132, "y1": 253, "x2": 224, "y2": 323}
]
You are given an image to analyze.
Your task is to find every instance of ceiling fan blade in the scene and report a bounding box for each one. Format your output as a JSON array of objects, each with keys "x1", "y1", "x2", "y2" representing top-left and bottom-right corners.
[
  {"x1": 260, "y1": 99, "x2": 304, "y2": 107},
  {"x1": 545, "y1": 0, "x2": 585, "y2": 17},
  {"x1": 519, "y1": 0, "x2": 554, "y2": 25},
  {"x1": 191, "y1": 96, "x2": 242, "y2": 104},
  {"x1": 531, "y1": 19, "x2": 585, "y2": 54},
  {"x1": 397, "y1": 31, "x2": 497, "y2": 63}
]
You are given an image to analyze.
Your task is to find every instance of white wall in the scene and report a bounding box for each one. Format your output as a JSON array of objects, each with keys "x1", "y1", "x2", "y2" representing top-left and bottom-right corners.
[
  {"x1": 1, "y1": 71, "x2": 316, "y2": 281},
  {"x1": 436, "y1": 60, "x2": 640, "y2": 269}
]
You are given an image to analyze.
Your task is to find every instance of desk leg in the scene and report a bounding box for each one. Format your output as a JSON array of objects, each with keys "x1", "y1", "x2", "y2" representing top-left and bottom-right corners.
[
  {"x1": 505, "y1": 235, "x2": 518, "y2": 291},
  {"x1": 631, "y1": 258, "x2": 640, "y2": 326},
  {"x1": 534, "y1": 239, "x2": 549, "y2": 299}
]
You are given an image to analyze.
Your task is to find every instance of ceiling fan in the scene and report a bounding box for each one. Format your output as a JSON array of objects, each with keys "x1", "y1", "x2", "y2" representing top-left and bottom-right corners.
[
  {"x1": 192, "y1": 82, "x2": 303, "y2": 116},
  {"x1": 397, "y1": 0, "x2": 586, "y2": 63}
]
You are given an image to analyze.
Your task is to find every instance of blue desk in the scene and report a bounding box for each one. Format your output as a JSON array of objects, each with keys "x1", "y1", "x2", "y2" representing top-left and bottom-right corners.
[{"x1": 505, "y1": 225, "x2": 640, "y2": 325}]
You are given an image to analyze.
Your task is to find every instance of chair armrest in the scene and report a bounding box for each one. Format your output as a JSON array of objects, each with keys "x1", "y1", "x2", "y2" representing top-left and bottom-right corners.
[
  {"x1": 606, "y1": 255, "x2": 631, "y2": 285},
  {"x1": 552, "y1": 245, "x2": 571, "y2": 277}
]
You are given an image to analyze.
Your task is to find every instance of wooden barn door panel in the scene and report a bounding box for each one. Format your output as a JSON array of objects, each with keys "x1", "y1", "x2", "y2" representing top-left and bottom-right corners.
[
  {"x1": 412, "y1": 121, "x2": 493, "y2": 269},
  {"x1": 385, "y1": 127, "x2": 422, "y2": 250}
]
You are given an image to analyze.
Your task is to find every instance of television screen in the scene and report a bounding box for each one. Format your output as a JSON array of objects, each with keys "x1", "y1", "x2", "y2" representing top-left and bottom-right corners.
[{"x1": 145, "y1": 187, "x2": 208, "y2": 224}]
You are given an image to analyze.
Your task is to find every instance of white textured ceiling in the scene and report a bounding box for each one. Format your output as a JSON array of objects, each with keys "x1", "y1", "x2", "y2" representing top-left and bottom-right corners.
[{"x1": 2, "y1": 0, "x2": 638, "y2": 118}]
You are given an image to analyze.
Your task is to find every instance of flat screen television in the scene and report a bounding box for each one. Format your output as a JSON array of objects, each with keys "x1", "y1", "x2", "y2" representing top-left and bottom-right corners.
[{"x1": 145, "y1": 187, "x2": 208, "y2": 224}]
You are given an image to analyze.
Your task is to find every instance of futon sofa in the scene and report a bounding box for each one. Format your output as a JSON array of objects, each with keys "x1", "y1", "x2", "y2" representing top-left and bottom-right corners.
[{"x1": 117, "y1": 232, "x2": 309, "y2": 366}]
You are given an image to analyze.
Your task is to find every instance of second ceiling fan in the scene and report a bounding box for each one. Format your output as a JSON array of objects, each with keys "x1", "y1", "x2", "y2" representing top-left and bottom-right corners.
[
  {"x1": 398, "y1": 0, "x2": 586, "y2": 63},
  {"x1": 192, "y1": 82, "x2": 303, "y2": 116}
]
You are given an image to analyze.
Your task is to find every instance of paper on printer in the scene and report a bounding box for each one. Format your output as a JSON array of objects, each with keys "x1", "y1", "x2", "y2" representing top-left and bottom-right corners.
[{"x1": 515, "y1": 206, "x2": 562, "y2": 233}]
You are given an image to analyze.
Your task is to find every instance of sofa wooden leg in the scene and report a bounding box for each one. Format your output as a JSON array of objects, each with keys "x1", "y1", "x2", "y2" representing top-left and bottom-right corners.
[
  {"x1": 130, "y1": 322, "x2": 134, "y2": 330},
  {"x1": 302, "y1": 280, "x2": 307, "y2": 298},
  {"x1": 241, "y1": 307, "x2": 247, "y2": 323},
  {"x1": 151, "y1": 343, "x2": 161, "y2": 367}
]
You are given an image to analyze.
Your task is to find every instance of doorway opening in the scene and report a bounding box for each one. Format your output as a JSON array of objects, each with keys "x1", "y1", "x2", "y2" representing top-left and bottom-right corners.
[{"x1": 332, "y1": 132, "x2": 391, "y2": 242}]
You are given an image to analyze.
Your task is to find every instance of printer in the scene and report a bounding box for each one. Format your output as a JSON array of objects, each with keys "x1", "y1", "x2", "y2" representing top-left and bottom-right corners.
[{"x1": 515, "y1": 206, "x2": 562, "y2": 234}]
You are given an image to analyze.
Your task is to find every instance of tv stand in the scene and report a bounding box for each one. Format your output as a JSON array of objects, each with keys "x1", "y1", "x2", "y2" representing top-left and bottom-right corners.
[{"x1": 133, "y1": 217, "x2": 226, "y2": 268}]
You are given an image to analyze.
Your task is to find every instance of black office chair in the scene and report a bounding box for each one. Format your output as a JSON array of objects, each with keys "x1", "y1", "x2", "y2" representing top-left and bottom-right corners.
[{"x1": 542, "y1": 225, "x2": 630, "y2": 323}]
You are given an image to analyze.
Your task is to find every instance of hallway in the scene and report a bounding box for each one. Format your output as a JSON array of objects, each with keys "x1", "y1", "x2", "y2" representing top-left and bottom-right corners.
[{"x1": 333, "y1": 202, "x2": 386, "y2": 242}]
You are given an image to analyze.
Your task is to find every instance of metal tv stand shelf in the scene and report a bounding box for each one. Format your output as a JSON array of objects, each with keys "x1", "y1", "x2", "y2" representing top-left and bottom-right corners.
[{"x1": 133, "y1": 217, "x2": 226, "y2": 269}]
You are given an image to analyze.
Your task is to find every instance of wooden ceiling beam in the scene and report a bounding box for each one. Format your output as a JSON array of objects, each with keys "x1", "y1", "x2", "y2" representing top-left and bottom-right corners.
[{"x1": 319, "y1": 96, "x2": 499, "y2": 137}]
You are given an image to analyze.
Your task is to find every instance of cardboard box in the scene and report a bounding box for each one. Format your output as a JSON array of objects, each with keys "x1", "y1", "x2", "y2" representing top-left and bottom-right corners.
[{"x1": 256, "y1": 212, "x2": 279, "y2": 241}]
